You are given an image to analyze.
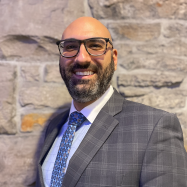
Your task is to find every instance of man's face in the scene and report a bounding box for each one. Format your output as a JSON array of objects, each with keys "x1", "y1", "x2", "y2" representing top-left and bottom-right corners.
[
  {"x1": 59, "y1": 19, "x2": 117, "y2": 103},
  {"x1": 60, "y1": 52, "x2": 115, "y2": 103}
]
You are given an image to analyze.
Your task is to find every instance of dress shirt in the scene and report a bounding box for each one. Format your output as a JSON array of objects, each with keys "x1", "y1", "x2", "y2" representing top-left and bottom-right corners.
[{"x1": 42, "y1": 85, "x2": 114, "y2": 187}]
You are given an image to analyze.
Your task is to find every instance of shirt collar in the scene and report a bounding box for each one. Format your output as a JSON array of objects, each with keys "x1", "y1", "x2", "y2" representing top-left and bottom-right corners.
[{"x1": 69, "y1": 85, "x2": 114, "y2": 123}]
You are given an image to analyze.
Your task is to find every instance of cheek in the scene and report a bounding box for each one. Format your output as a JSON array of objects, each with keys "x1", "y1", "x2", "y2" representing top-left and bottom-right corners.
[
  {"x1": 59, "y1": 57, "x2": 66, "y2": 68},
  {"x1": 59, "y1": 56, "x2": 72, "y2": 68},
  {"x1": 102, "y1": 54, "x2": 112, "y2": 69}
]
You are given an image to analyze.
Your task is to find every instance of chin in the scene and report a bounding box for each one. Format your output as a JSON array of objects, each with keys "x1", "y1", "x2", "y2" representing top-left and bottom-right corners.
[{"x1": 74, "y1": 84, "x2": 90, "y2": 90}]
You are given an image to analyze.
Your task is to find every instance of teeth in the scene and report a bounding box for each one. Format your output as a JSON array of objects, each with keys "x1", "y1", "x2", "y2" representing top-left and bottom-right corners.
[{"x1": 75, "y1": 71, "x2": 94, "y2": 76}]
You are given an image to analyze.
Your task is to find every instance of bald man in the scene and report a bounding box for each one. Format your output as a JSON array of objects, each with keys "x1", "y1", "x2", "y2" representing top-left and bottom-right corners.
[{"x1": 36, "y1": 17, "x2": 187, "y2": 187}]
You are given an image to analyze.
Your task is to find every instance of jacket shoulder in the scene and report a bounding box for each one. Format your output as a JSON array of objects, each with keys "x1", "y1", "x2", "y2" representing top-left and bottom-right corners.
[{"x1": 119, "y1": 97, "x2": 176, "y2": 126}]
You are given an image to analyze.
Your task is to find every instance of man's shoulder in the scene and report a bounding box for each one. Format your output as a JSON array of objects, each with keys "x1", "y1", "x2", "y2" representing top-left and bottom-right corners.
[
  {"x1": 123, "y1": 98, "x2": 169, "y2": 114},
  {"x1": 105, "y1": 89, "x2": 174, "y2": 122},
  {"x1": 114, "y1": 97, "x2": 182, "y2": 138},
  {"x1": 113, "y1": 89, "x2": 170, "y2": 117},
  {"x1": 119, "y1": 97, "x2": 177, "y2": 126}
]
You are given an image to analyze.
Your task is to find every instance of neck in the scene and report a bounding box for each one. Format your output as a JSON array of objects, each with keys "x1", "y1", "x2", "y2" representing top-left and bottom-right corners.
[{"x1": 73, "y1": 99, "x2": 97, "y2": 112}]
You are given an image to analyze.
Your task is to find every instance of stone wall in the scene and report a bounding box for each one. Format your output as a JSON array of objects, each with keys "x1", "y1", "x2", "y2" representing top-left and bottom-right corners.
[{"x1": 1, "y1": 0, "x2": 187, "y2": 186}]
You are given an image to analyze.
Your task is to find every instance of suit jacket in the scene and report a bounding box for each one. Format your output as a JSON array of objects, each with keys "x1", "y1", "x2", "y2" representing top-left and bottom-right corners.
[{"x1": 35, "y1": 90, "x2": 187, "y2": 187}]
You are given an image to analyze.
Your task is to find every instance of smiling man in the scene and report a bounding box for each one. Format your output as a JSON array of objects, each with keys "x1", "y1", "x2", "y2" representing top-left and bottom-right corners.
[{"x1": 36, "y1": 17, "x2": 187, "y2": 187}]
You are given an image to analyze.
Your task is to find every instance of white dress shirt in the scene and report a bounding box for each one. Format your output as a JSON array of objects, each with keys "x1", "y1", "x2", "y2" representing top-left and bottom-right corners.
[{"x1": 42, "y1": 85, "x2": 114, "y2": 187}]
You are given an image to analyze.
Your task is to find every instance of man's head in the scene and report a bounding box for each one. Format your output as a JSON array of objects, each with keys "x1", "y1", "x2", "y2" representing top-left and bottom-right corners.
[{"x1": 58, "y1": 17, "x2": 118, "y2": 105}]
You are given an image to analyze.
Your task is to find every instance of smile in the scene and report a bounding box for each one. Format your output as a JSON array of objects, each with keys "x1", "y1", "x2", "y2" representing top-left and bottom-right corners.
[{"x1": 75, "y1": 71, "x2": 94, "y2": 76}]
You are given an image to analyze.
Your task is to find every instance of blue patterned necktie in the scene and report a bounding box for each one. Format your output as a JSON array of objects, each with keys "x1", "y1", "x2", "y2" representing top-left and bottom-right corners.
[{"x1": 50, "y1": 111, "x2": 86, "y2": 187}]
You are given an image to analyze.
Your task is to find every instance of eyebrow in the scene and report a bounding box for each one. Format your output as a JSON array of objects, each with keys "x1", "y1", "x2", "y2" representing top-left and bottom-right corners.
[{"x1": 63, "y1": 38, "x2": 77, "y2": 40}]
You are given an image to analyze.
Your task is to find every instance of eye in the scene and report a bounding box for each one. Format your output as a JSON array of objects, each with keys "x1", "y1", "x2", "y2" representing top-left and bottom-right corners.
[
  {"x1": 66, "y1": 45, "x2": 78, "y2": 50},
  {"x1": 63, "y1": 41, "x2": 79, "y2": 51},
  {"x1": 87, "y1": 39, "x2": 106, "y2": 51},
  {"x1": 88, "y1": 43, "x2": 103, "y2": 50}
]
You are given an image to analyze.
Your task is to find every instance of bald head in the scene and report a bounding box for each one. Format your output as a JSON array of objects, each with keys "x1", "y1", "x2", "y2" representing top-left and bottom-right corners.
[{"x1": 62, "y1": 17, "x2": 112, "y2": 41}]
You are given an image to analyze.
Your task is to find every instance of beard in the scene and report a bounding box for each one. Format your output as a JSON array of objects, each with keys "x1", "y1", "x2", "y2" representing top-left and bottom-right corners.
[{"x1": 59, "y1": 57, "x2": 115, "y2": 103}]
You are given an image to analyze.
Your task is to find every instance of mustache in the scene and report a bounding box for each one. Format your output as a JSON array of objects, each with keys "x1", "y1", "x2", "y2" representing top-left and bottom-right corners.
[{"x1": 69, "y1": 63, "x2": 99, "y2": 73}]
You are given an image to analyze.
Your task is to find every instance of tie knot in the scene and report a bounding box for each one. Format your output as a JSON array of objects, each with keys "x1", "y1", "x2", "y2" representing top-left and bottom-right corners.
[{"x1": 69, "y1": 111, "x2": 86, "y2": 128}]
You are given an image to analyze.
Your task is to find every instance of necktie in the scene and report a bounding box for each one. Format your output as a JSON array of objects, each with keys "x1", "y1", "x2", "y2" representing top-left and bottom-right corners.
[{"x1": 50, "y1": 111, "x2": 86, "y2": 187}]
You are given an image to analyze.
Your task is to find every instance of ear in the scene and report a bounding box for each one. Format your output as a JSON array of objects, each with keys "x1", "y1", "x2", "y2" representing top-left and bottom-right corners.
[{"x1": 112, "y1": 49, "x2": 118, "y2": 71}]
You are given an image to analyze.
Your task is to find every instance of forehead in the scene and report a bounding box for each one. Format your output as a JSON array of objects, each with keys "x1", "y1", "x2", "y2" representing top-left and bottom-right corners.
[{"x1": 62, "y1": 19, "x2": 111, "y2": 40}]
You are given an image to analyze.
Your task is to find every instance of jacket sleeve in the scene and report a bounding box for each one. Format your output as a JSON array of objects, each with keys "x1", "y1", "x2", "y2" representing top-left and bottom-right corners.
[{"x1": 140, "y1": 113, "x2": 187, "y2": 187}]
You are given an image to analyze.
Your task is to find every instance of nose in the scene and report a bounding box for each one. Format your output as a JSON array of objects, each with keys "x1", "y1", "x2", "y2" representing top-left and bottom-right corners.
[{"x1": 74, "y1": 43, "x2": 91, "y2": 64}]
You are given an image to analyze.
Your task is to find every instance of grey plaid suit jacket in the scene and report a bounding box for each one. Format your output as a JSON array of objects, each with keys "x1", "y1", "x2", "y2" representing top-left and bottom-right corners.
[{"x1": 35, "y1": 89, "x2": 187, "y2": 187}]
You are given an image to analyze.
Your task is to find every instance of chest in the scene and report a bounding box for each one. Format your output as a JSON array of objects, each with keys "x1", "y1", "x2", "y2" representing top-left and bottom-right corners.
[{"x1": 76, "y1": 125, "x2": 150, "y2": 187}]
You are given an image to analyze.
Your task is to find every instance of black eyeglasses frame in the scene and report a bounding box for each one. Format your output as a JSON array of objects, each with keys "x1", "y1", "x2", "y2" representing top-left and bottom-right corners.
[{"x1": 56, "y1": 37, "x2": 113, "y2": 58}]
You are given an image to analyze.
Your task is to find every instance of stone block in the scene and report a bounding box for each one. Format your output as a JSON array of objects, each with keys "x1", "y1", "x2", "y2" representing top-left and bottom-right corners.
[
  {"x1": 0, "y1": 135, "x2": 43, "y2": 186},
  {"x1": 120, "y1": 56, "x2": 145, "y2": 70},
  {"x1": 114, "y1": 43, "x2": 133, "y2": 58},
  {"x1": 128, "y1": 93, "x2": 186, "y2": 109},
  {"x1": 158, "y1": 57, "x2": 187, "y2": 73},
  {"x1": 89, "y1": 0, "x2": 187, "y2": 20},
  {"x1": 44, "y1": 64, "x2": 63, "y2": 83},
  {"x1": 180, "y1": 77, "x2": 187, "y2": 90},
  {"x1": 0, "y1": 100, "x2": 16, "y2": 134},
  {"x1": 19, "y1": 85, "x2": 71, "y2": 109},
  {"x1": 89, "y1": 0, "x2": 159, "y2": 20},
  {"x1": 0, "y1": 64, "x2": 16, "y2": 134},
  {"x1": 0, "y1": 64, "x2": 16, "y2": 82},
  {"x1": 120, "y1": 55, "x2": 187, "y2": 73},
  {"x1": 156, "y1": 1, "x2": 177, "y2": 18},
  {"x1": 163, "y1": 23, "x2": 187, "y2": 38},
  {"x1": 118, "y1": 73, "x2": 185, "y2": 87},
  {"x1": 136, "y1": 43, "x2": 162, "y2": 54},
  {"x1": 89, "y1": 0, "x2": 131, "y2": 19},
  {"x1": 109, "y1": 23, "x2": 161, "y2": 42},
  {"x1": 119, "y1": 86, "x2": 151, "y2": 97},
  {"x1": 21, "y1": 113, "x2": 52, "y2": 132},
  {"x1": 0, "y1": 0, "x2": 85, "y2": 38},
  {"x1": 163, "y1": 40, "x2": 187, "y2": 57},
  {"x1": 175, "y1": 3, "x2": 187, "y2": 20},
  {"x1": 0, "y1": 0, "x2": 85, "y2": 61},
  {"x1": 137, "y1": 40, "x2": 187, "y2": 57},
  {"x1": 21, "y1": 65, "x2": 40, "y2": 82},
  {"x1": 0, "y1": 35, "x2": 60, "y2": 62},
  {"x1": 155, "y1": 57, "x2": 187, "y2": 73}
]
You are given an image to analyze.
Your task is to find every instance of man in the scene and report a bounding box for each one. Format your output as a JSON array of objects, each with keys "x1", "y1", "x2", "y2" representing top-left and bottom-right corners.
[{"x1": 36, "y1": 17, "x2": 187, "y2": 187}]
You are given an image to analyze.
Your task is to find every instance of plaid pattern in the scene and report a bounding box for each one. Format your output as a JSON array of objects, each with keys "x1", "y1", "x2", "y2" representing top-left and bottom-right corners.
[
  {"x1": 36, "y1": 89, "x2": 187, "y2": 187},
  {"x1": 50, "y1": 112, "x2": 86, "y2": 187}
]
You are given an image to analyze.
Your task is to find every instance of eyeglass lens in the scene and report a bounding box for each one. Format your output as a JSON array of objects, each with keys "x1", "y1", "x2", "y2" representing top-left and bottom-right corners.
[{"x1": 59, "y1": 38, "x2": 107, "y2": 57}]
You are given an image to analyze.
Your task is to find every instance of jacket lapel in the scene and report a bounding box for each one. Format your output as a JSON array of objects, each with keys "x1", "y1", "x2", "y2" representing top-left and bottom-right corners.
[
  {"x1": 62, "y1": 90, "x2": 124, "y2": 187},
  {"x1": 37, "y1": 109, "x2": 70, "y2": 187}
]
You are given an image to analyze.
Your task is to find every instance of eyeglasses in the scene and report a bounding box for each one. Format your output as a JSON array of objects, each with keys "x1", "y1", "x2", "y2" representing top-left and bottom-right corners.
[{"x1": 56, "y1": 37, "x2": 113, "y2": 58}]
